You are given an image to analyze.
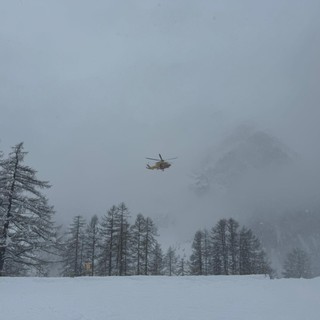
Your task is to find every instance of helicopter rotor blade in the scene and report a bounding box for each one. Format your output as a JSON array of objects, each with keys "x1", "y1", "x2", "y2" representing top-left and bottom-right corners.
[
  {"x1": 164, "y1": 157, "x2": 178, "y2": 161},
  {"x1": 146, "y1": 157, "x2": 160, "y2": 161},
  {"x1": 159, "y1": 154, "x2": 163, "y2": 161}
]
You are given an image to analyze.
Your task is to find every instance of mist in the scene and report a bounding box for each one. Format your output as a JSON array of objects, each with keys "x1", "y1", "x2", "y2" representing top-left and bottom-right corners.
[{"x1": 1, "y1": 0, "x2": 320, "y2": 252}]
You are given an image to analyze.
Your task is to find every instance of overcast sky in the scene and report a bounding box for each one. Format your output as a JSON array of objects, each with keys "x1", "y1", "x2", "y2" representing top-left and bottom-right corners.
[{"x1": 1, "y1": 0, "x2": 319, "y2": 235}]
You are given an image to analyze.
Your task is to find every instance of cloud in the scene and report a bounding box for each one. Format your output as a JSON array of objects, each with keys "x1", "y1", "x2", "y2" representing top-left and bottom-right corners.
[{"x1": 0, "y1": 0, "x2": 319, "y2": 232}]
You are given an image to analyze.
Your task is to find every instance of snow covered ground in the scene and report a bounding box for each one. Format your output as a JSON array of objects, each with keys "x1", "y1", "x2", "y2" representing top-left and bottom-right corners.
[{"x1": 1, "y1": 275, "x2": 319, "y2": 320}]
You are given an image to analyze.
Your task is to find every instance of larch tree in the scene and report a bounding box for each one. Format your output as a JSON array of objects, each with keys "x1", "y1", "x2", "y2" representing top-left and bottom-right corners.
[
  {"x1": 202, "y1": 229, "x2": 211, "y2": 275},
  {"x1": 115, "y1": 202, "x2": 130, "y2": 276},
  {"x1": 149, "y1": 241, "x2": 164, "y2": 275},
  {"x1": 211, "y1": 219, "x2": 229, "y2": 275},
  {"x1": 239, "y1": 227, "x2": 270, "y2": 275},
  {"x1": 177, "y1": 255, "x2": 187, "y2": 276},
  {"x1": 283, "y1": 248, "x2": 311, "y2": 279},
  {"x1": 164, "y1": 246, "x2": 178, "y2": 276},
  {"x1": 0, "y1": 143, "x2": 57, "y2": 276},
  {"x1": 84, "y1": 215, "x2": 99, "y2": 276},
  {"x1": 130, "y1": 213, "x2": 146, "y2": 275},
  {"x1": 142, "y1": 216, "x2": 158, "y2": 275},
  {"x1": 61, "y1": 215, "x2": 86, "y2": 277},
  {"x1": 97, "y1": 205, "x2": 118, "y2": 276},
  {"x1": 189, "y1": 230, "x2": 204, "y2": 275},
  {"x1": 227, "y1": 218, "x2": 240, "y2": 275}
]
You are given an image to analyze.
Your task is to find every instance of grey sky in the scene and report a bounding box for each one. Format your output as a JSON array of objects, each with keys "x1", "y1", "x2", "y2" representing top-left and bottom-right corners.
[{"x1": 1, "y1": 0, "x2": 319, "y2": 234}]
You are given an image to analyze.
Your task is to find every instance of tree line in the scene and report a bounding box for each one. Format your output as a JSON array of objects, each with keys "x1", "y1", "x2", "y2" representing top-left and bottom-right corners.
[
  {"x1": 61, "y1": 205, "x2": 165, "y2": 277},
  {"x1": 189, "y1": 219, "x2": 272, "y2": 276},
  {"x1": 0, "y1": 143, "x2": 313, "y2": 278}
]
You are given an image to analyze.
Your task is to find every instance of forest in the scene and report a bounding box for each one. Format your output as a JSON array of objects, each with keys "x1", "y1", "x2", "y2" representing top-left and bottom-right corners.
[{"x1": 0, "y1": 143, "x2": 312, "y2": 279}]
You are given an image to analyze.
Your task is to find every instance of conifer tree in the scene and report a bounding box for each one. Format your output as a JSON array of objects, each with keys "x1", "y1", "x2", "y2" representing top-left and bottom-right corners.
[
  {"x1": 211, "y1": 219, "x2": 228, "y2": 275},
  {"x1": 177, "y1": 255, "x2": 187, "y2": 276},
  {"x1": 149, "y1": 241, "x2": 164, "y2": 275},
  {"x1": 115, "y1": 202, "x2": 130, "y2": 275},
  {"x1": 97, "y1": 205, "x2": 118, "y2": 276},
  {"x1": 84, "y1": 215, "x2": 99, "y2": 276},
  {"x1": 202, "y1": 229, "x2": 211, "y2": 275},
  {"x1": 239, "y1": 227, "x2": 270, "y2": 275},
  {"x1": 61, "y1": 215, "x2": 86, "y2": 277},
  {"x1": 130, "y1": 213, "x2": 146, "y2": 275},
  {"x1": 0, "y1": 143, "x2": 57, "y2": 276},
  {"x1": 164, "y1": 246, "x2": 178, "y2": 276},
  {"x1": 227, "y1": 218, "x2": 240, "y2": 275},
  {"x1": 142, "y1": 216, "x2": 158, "y2": 275},
  {"x1": 189, "y1": 230, "x2": 204, "y2": 275},
  {"x1": 283, "y1": 248, "x2": 311, "y2": 278}
]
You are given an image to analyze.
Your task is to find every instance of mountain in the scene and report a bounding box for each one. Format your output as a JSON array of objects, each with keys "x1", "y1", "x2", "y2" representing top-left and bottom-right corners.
[
  {"x1": 191, "y1": 125, "x2": 294, "y2": 194},
  {"x1": 190, "y1": 125, "x2": 320, "y2": 276},
  {"x1": 249, "y1": 209, "x2": 320, "y2": 277}
]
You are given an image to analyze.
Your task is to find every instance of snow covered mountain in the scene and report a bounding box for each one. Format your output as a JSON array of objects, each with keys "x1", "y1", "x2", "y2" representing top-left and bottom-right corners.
[
  {"x1": 192, "y1": 125, "x2": 294, "y2": 194},
  {"x1": 190, "y1": 125, "x2": 320, "y2": 276},
  {"x1": 249, "y1": 209, "x2": 320, "y2": 277}
]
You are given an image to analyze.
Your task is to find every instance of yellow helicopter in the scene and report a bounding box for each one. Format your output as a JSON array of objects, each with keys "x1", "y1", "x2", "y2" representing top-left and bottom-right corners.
[{"x1": 146, "y1": 154, "x2": 177, "y2": 171}]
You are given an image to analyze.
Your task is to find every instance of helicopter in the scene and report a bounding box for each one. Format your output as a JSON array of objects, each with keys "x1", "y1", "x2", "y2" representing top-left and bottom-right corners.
[{"x1": 146, "y1": 154, "x2": 177, "y2": 171}]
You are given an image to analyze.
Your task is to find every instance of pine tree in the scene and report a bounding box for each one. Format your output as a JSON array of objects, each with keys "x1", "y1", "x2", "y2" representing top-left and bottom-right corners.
[
  {"x1": 239, "y1": 227, "x2": 270, "y2": 275},
  {"x1": 84, "y1": 215, "x2": 99, "y2": 276},
  {"x1": 227, "y1": 218, "x2": 240, "y2": 275},
  {"x1": 211, "y1": 219, "x2": 228, "y2": 275},
  {"x1": 189, "y1": 230, "x2": 204, "y2": 275},
  {"x1": 97, "y1": 205, "x2": 118, "y2": 276},
  {"x1": 283, "y1": 248, "x2": 311, "y2": 279},
  {"x1": 202, "y1": 229, "x2": 211, "y2": 275},
  {"x1": 142, "y1": 217, "x2": 158, "y2": 275},
  {"x1": 149, "y1": 241, "x2": 164, "y2": 275},
  {"x1": 177, "y1": 255, "x2": 187, "y2": 276},
  {"x1": 164, "y1": 246, "x2": 178, "y2": 276},
  {"x1": 61, "y1": 215, "x2": 86, "y2": 277},
  {"x1": 0, "y1": 143, "x2": 57, "y2": 276},
  {"x1": 130, "y1": 213, "x2": 146, "y2": 275},
  {"x1": 115, "y1": 202, "x2": 130, "y2": 276}
]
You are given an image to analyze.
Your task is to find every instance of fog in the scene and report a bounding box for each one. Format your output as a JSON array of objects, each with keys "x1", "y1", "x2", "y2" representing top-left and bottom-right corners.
[{"x1": 1, "y1": 0, "x2": 320, "y2": 242}]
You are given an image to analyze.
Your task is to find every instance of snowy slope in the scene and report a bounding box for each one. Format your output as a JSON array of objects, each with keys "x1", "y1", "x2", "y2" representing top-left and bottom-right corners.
[{"x1": 0, "y1": 275, "x2": 319, "y2": 320}]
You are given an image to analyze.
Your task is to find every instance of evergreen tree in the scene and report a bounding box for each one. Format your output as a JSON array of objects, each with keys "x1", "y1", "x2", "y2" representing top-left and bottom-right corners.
[
  {"x1": 149, "y1": 241, "x2": 164, "y2": 275},
  {"x1": 177, "y1": 255, "x2": 187, "y2": 276},
  {"x1": 227, "y1": 218, "x2": 240, "y2": 275},
  {"x1": 0, "y1": 143, "x2": 57, "y2": 276},
  {"x1": 202, "y1": 229, "x2": 211, "y2": 275},
  {"x1": 115, "y1": 202, "x2": 130, "y2": 275},
  {"x1": 283, "y1": 248, "x2": 311, "y2": 279},
  {"x1": 61, "y1": 215, "x2": 86, "y2": 277},
  {"x1": 97, "y1": 205, "x2": 118, "y2": 276},
  {"x1": 239, "y1": 227, "x2": 270, "y2": 275},
  {"x1": 189, "y1": 230, "x2": 204, "y2": 275},
  {"x1": 142, "y1": 217, "x2": 158, "y2": 275},
  {"x1": 164, "y1": 246, "x2": 178, "y2": 276},
  {"x1": 211, "y1": 219, "x2": 228, "y2": 275},
  {"x1": 84, "y1": 215, "x2": 99, "y2": 276},
  {"x1": 130, "y1": 213, "x2": 146, "y2": 275}
]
